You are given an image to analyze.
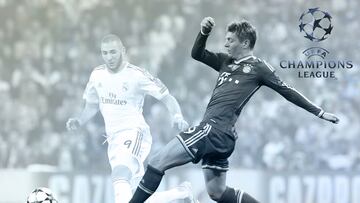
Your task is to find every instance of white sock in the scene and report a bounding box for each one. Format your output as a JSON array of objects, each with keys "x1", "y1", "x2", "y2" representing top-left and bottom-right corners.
[
  {"x1": 113, "y1": 180, "x2": 133, "y2": 203},
  {"x1": 146, "y1": 186, "x2": 189, "y2": 203}
]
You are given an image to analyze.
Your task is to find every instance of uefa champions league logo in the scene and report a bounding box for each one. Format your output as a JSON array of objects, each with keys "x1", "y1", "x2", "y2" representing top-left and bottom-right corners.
[
  {"x1": 298, "y1": 8, "x2": 333, "y2": 59},
  {"x1": 302, "y1": 47, "x2": 329, "y2": 59},
  {"x1": 279, "y1": 7, "x2": 353, "y2": 79},
  {"x1": 299, "y1": 7, "x2": 333, "y2": 42}
]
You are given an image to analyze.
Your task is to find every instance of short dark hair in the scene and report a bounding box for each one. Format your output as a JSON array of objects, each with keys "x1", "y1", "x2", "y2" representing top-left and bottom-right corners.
[
  {"x1": 101, "y1": 34, "x2": 124, "y2": 47},
  {"x1": 227, "y1": 20, "x2": 257, "y2": 49}
]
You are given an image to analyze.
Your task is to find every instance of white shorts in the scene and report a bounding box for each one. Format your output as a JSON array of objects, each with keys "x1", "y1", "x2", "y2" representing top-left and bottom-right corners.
[{"x1": 107, "y1": 126, "x2": 152, "y2": 183}]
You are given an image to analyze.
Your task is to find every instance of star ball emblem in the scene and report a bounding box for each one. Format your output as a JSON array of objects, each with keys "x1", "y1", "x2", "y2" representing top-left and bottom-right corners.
[
  {"x1": 242, "y1": 64, "x2": 253, "y2": 73},
  {"x1": 299, "y1": 7, "x2": 333, "y2": 42}
]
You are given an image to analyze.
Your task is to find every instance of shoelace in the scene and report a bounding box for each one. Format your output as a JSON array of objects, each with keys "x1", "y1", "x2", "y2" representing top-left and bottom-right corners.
[{"x1": 101, "y1": 134, "x2": 110, "y2": 144}]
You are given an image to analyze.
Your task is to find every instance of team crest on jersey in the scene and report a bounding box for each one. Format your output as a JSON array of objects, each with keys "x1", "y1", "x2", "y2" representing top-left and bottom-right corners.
[{"x1": 242, "y1": 64, "x2": 253, "y2": 73}]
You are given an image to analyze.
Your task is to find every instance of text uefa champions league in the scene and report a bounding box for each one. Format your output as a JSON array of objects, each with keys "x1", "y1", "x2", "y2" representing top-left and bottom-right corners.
[{"x1": 279, "y1": 60, "x2": 353, "y2": 79}]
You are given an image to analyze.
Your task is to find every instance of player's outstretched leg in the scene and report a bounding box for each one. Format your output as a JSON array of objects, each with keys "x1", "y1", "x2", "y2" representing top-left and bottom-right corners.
[
  {"x1": 203, "y1": 168, "x2": 259, "y2": 203},
  {"x1": 129, "y1": 138, "x2": 193, "y2": 203}
]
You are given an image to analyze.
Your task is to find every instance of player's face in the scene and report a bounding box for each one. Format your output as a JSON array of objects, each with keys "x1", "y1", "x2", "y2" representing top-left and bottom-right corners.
[
  {"x1": 101, "y1": 41, "x2": 124, "y2": 72},
  {"x1": 224, "y1": 32, "x2": 246, "y2": 59}
]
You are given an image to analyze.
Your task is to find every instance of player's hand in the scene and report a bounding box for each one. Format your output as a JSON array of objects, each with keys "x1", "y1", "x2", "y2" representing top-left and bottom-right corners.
[
  {"x1": 173, "y1": 114, "x2": 189, "y2": 131},
  {"x1": 320, "y1": 112, "x2": 340, "y2": 124},
  {"x1": 200, "y1": 17, "x2": 215, "y2": 35},
  {"x1": 66, "y1": 118, "x2": 81, "y2": 131}
]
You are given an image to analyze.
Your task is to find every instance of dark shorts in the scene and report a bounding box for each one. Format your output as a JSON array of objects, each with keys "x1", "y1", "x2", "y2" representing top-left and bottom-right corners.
[{"x1": 176, "y1": 122, "x2": 236, "y2": 172}]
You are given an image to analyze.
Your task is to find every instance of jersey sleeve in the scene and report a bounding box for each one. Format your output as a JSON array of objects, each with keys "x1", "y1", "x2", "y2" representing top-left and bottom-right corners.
[
  {"x1": 259, "y1": 61, "x2": 323, "y2": 117},
  {"x1": 191, "y1": 32, "x2": 228, "y2": 72},
  {"x1": 82, "y1": 71, "x2": 99, "y2": 104},
  {"x1": 137, "y1": 69, "x2": 169, "y2": 100}
]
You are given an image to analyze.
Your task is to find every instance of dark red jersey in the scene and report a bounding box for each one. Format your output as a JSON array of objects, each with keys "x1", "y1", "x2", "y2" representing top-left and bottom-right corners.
[{"x1": 191, "y1": 32, "x2": 322, "y2": 134}]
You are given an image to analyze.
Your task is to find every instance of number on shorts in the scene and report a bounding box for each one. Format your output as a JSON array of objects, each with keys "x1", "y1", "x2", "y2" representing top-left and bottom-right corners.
[
  {"x1": 184, "y1": 126, "x2": 196, "y2": 134},
  {"x1": 124, "y1": 140, "x2": 132, "y2": 148}
]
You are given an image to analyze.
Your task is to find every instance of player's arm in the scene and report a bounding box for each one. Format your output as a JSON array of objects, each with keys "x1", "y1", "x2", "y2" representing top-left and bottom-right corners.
[
  {"x1": 66, "y1": 102, "x2": 99, "y2": 131},
  {"x1": 160, "y1": 93, "x2": 189, "y2": 131},
  {"x1": 260, "y1": 62, "x2": 339, "y2": 124},
  {"x1": 191, "y1": 17, "x2": 225, "y2": 71},
  {"x1": 136, "y1": 67, "x2": 189, "y2": 131},
  {"x1": 66, "y1": 71, "x2": 100, "y2": 131}
]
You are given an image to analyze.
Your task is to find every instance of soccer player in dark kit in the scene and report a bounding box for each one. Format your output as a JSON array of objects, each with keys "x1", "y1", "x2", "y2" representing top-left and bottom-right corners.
[{"x1": 129, "y1": 17, "x2": 340, "y2": 203}]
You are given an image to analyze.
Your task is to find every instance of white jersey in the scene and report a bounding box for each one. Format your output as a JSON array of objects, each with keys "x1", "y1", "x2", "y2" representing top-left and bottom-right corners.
[{"x1": 83, "y1": 62, "x2": 169, "y2": 135}]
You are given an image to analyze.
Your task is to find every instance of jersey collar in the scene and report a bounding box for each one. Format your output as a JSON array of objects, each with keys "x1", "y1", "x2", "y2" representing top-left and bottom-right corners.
[
  {"x1": 233, "y1": 55, "x2": 255, "y2": 64},
  {"x1": 107, "y1": 61, "x2": 129, "y2": 74}
]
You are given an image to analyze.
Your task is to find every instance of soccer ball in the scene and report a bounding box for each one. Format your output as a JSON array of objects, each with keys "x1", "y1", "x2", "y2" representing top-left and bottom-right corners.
[
  {"x1": 299, "y1": 7, "x2": 333, "y2": 42},
  {"x1": 27, "y1": 187, "x2": 57, "y2": 203}
]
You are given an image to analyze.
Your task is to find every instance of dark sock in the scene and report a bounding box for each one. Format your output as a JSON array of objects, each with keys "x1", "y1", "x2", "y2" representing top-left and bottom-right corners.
[
  {"x1": 129, "y1": 165, "x2": 164, "y2": 203},
  {"x1": 217, "y1": 187, "x2": 260, "y2": 203}
]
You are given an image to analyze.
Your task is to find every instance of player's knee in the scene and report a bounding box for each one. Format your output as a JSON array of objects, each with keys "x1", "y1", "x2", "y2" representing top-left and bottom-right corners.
[
  {"x1": 111, "y1": 165, "x2": 133, "y2": 182},
  {"x1": 111, "y1": 152, "x2": 141, "y2": 182},
  {"x1": 208, "y1": 191, "x2": 224, "y2": 201},
  {"x1": 148, "y1": 154, "x2": 165, "y2": 172},
  {"x1": 206, "y1": 184, "x2": 226, "y2": 201}
]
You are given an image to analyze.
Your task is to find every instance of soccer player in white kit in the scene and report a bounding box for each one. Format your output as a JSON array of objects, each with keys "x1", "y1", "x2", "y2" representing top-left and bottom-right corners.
[{"x1": 66, "y1": 34, "x2": 197, "y2": 203}]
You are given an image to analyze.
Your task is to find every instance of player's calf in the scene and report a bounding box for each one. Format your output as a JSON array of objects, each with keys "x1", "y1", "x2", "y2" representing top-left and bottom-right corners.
[
  {"x1": 129, "y1": 165, "x2": 164, "y2": 203},
  {"x1": 112, "y1": 165, "x2": 134, "y2": 203}
]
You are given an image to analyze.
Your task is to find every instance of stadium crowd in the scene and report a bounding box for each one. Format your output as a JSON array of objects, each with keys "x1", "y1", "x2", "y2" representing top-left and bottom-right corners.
[{"x1": 0, "y1": 0, "x2": 359, "y2": 172}]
